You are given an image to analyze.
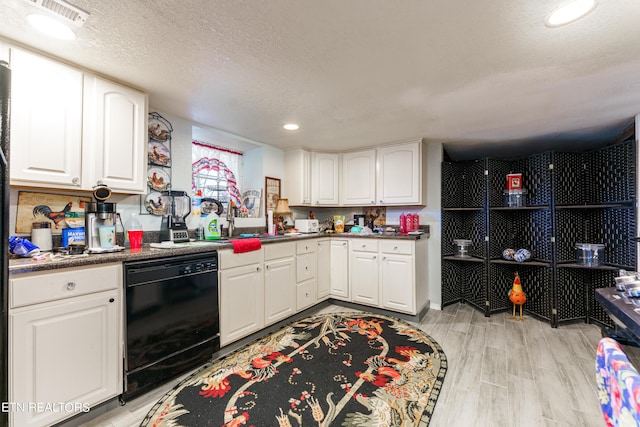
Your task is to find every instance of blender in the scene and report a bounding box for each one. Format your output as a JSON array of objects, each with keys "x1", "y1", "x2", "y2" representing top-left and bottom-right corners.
[{"x1": 159, "y1": 190, "x2": 191, "y2": 242}]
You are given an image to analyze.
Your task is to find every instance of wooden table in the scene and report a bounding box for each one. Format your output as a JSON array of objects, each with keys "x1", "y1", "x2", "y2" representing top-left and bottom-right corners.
[{"x1": 595, "y1": 287, "x2": 640, "y2": 345}]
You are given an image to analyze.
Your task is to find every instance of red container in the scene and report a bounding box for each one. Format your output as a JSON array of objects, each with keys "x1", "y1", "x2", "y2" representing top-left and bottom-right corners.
[
  {"x1": 507, "y1": 173, "x2": 523, "y2": 190},
  {"x1": 404, "y1": 214, "x2": 413, "y2": 232},
  {"x1": 412, "y1": 214, "x2": 419, "y2": 231},
  {"x1": 399, "y1": 213, "x2": 406, "y2": 233}
]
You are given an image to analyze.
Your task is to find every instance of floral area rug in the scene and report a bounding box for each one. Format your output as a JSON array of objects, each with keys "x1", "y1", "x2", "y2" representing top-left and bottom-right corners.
[{"x1": 140, "y1": 312, "x2": 447, "y2": 427}]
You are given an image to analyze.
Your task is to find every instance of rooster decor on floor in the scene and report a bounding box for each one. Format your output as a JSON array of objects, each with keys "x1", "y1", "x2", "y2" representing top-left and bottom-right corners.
[{"x1": 509, "y1": 271, "x2": 527, "y2": 321}]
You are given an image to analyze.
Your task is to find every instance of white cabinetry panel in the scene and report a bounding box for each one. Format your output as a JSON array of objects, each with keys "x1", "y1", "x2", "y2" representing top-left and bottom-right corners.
[
  {"x1": 341, "y1": 149, "x2": 376, "y2": 205},
  {"x1": 10, "y1": 48, "x2": 83, "y2": 187}
]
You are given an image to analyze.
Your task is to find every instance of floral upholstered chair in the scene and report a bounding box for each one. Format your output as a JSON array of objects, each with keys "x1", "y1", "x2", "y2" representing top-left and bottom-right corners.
[{"x1": 596, "y1": 337, "x2": 640, "y2": 426}]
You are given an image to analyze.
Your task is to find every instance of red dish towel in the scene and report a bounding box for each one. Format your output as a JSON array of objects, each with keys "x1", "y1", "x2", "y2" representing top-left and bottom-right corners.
[{"x1": 231, "y1": 238, "x2": 262, "y2": 254}]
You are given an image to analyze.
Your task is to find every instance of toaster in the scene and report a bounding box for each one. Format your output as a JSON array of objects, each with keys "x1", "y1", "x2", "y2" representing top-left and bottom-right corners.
[{"x1": 295, "y1": 219, "x2": 319, "y2": 233}]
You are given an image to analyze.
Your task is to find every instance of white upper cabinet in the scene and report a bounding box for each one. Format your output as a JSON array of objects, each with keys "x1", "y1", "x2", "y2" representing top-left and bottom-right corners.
[
  {"x1": 10, "y1": 48, "x2": 84, "y2": 188},
  {"x1": 284, "y1": 148, "x2": 312, "y2": 206},
  {"x1": 83, "y1": 76, "x2": 148, "y2": 193},
  {"x1": 376, "y1": 140, "x2": 426, "y2": 205},
  {"x1": 341, "y1": 149, "x2": 376, "y2": 206},
  {"x1": 9, "y1": 47, "x2": 148, "y2": 194},
  {"x1": 311, "y1": 152, "x2": 339, "y2": 205}
]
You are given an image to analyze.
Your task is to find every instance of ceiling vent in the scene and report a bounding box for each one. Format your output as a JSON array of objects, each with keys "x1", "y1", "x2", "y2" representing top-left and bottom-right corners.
[{"x1": 21, "y1": 0, "x2": 89, "y2": 27}]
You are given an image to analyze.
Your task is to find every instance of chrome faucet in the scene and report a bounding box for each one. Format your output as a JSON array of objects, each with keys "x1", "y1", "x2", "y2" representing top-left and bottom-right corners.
[{"x1": 226, "y1": 201, "x2": 234, "y2": 237}]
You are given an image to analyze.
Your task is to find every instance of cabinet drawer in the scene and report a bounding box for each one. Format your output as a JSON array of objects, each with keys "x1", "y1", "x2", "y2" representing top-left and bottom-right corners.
[
  {"x1": 296, "y1": 241, "x2": 317, "y2": 255},
  {"x1": 297, "y1": 279, "x2": 317, "y2": 311},
  {"x1": 380, "y1": 240, "x2": 414, "y2": 255},
  {"x1": 297, "y1": 252, "x2": 317, "y2": 282},
  {"x1": 351, "y1": 239, "x2": 379, "y2": 253},
  {"x1": 264, "y1": 242, "x2": 295, "y2": 261},
  {"x1": 10, "y1": 263, "x2": 122, "y2": 308},
  {"x1": 219, "y1": 248, "x2": 264, "y2": 269}
]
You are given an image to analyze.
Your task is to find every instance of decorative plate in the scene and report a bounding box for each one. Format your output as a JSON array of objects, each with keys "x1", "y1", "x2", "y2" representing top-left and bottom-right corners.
[
  {"x1": 148, "y1": 141, "x2": 171, "y2": 166},
  {"x1": 201, "y1": 198, "x2": 224, "y2": 215},
  {"x1": 148, "y1": 113, "x2": 172, "y2": 142},
  {"x1": 144, "y1": 192, "x2": 167, "y2": 216},
  {"x1": 147, "y1": 167, "x2": 170, "y2": 192}
]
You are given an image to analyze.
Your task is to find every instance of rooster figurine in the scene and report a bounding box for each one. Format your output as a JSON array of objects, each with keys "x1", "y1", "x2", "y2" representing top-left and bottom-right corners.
[{"x1": 509, "y1": 271, "x2": 527, "y2": 320}]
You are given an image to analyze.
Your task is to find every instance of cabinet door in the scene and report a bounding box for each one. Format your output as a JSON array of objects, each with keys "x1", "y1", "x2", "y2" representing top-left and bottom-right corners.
[
  {"x1": 10, "y1": 290, "x2": 121, "y2": 427},
  {"x1": 312, "y1": 152, "x2": 339, "y2": 205},
  {"x1": 377, "y1": 142, "x2": 421, "y2": 205},
  {"x1": 330, "y1": 240, "x2": 350, "y2": 300},
  {"x1": 9, "y1": 48, "x2": 83, "y2": 188},
  {"x1": 220, "y1": 263, "x2": 264, "y2": 345},
  {"x1": 84, "y1": 76, "x2": 148, "y2": 193},
  {"x1": 350, "y1": 251, "x2": 379, "y2": 306},
  {"x1": 316, "y1": 240, "x2": 331, "y2": 300},
  {"x1": 284, "y1": 148, "x2": 311, "y2": 205},
  {"x1": 381, "y1": 254, "x2": 415, "y2": 314},
  {"x1": 341, "y1": 149, "x2": 376, "y2": 206},
  {"x1": 264, "y1": 257, "x2": 296, "y2": 326}
]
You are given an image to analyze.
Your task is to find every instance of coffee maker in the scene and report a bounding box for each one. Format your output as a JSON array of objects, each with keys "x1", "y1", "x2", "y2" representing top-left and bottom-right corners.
[
  {"x1": 85, "y1": 183, "x2": 118, "y2": 251},
  {"x1": 159, "y1": 190, "x2": 191, "y2": 242}
]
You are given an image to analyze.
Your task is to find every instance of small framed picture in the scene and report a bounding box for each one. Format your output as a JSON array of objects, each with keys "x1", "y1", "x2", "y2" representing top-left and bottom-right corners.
[{"x1": 265, "y1": 176, "x2": 281, "y2": 211}]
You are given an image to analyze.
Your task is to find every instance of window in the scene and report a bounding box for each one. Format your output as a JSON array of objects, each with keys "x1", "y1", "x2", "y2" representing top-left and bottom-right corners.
[{"x1": 192, "y1": 141, "x2": 242, "y2": 212}]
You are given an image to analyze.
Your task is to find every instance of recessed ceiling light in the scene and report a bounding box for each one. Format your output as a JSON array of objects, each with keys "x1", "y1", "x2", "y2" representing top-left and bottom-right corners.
[
  {"x1": 26, "y1": 13, "x2": 76, "y2": 40},
  {"x1": 545, "y1": 0, "x2": 598, "y2": 27},
  {"x1": 283, "y1": 123, "x2": 299, "y2": 131}
]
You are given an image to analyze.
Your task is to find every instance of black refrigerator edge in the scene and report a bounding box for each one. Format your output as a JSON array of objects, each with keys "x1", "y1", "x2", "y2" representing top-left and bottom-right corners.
[{"x1": 0, "y1": 59, "x2": 11, "y2": 427}]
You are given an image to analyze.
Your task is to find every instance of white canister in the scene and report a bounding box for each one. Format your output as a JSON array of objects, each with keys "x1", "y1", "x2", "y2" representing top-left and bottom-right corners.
[{"x1": 31, "y1": 222, "x2": 52, "y2": 251}]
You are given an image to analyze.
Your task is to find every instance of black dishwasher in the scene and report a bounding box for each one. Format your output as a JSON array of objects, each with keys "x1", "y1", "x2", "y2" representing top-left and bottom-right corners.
[{"x1": 123, "y1": 252, "x2": 220, "y2": 401}]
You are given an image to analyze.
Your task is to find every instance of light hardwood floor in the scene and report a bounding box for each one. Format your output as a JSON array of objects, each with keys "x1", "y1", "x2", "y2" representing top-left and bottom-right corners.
[{"x1": 66, "y1": 302, "x2": 632, "y2": 427}]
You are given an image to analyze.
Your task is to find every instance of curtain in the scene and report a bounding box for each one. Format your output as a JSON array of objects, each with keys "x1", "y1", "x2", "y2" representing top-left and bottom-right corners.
[{"x1": 192, "y1": 140, "x2": 242, "y2": 207}]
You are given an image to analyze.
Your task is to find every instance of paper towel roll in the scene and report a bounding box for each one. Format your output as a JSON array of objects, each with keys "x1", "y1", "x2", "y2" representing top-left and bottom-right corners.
[{"x1": 267, "y1": 210, "x2": 274, "y2": 234}]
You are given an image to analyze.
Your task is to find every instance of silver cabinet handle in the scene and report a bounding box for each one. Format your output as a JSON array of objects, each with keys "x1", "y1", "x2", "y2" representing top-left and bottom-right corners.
[
  {"x1": 72, "y1": 177, "x2": 80, "y2": 185},
  {"x1": 394, "y1": 246, "x2": 398, "y2": 250},
  {"x1": 343, "y1": 242, "x2": 347, "y2": 246},
  {"x1": 266, "y1": 265, "x2": 270, "y2": 270},
  {"x1": 379, "y1": 199, "x2": 383, "y2": 203},
  {"x1": 371, "y1": 201, "x2": 374, "y2": 204},
  {"x1": 257, "y1": 266, "x2": 262, "y2": 272},
  {"x1": 373, "y1": 255, "x2": 377, "y2": 260},
  {"x1": 305, "y1": 266, "x2": 309, "y2": 271},
  {"x1": 383, "y1": 256, "x2": 387, "y2": 260},
  {"x1": 66, "y1": 282, "x2": 76, "y2": 291},
  {"x1": 362, "y1": 244, "x2": 366, "y2": 248}
]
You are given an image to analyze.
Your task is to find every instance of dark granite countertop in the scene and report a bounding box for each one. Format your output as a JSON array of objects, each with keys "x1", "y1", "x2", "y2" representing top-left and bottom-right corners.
[
  {"x1": 9, "y1": 228, "x2": 429, "y2": 275},
  {"x1": 595, "y1": 287, "x2": 640, "y2": 341}
]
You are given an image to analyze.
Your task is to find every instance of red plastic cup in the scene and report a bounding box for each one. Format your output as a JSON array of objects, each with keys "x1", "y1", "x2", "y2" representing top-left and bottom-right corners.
[{"x1": 128, "y1": 230, "x2": 143, "y2": 251}]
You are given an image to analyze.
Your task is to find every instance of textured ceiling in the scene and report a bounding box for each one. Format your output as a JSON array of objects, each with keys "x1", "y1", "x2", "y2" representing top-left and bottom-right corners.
[{"x1": 1, "y1": 0, "x2": 640, "y2": 160}]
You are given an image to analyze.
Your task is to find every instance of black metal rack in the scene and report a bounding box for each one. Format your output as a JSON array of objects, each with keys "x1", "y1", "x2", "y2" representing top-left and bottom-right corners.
[{"x1": 441, "y1": 140, "x2": 636, "y2": 327}]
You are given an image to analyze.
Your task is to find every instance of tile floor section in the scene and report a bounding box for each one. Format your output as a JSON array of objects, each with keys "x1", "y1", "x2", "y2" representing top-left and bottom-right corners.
[{"x1": 65, "y1": 302, "x2": 635, "y2": 427}]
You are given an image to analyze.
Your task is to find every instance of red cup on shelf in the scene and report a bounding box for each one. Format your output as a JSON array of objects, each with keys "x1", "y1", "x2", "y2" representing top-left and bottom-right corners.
[{"x1": 128, "y1": 230, "x2": 143, "y2": 252}]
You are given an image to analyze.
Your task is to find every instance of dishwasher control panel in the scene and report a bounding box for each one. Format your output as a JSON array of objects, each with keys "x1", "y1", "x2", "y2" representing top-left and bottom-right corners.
[{"x1": 179, "y1": 260, "x2": 217, "y2": 275}]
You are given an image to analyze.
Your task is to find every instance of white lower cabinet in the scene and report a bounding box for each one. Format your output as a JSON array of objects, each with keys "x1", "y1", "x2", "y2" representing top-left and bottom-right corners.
[
  {"x1": 264, "y1": 243, "x2": 296, "y2": 326},
  {"x1": 219, "y1": 243, "x2": 298, "y2": 345},
  {"x1": 381, "y1": 253, "x2": 414, "y2": 312},
  {"x1": 9, "y1": 264, "x2": 122, "y2": 427},
  {"x1": 348, "y1": 238, "x2": 428, "y2": 315},
  {"x1": 350, "y1": 241, "x2": 380, "y2": 306},
  {"x1": 329, "y1": 239, "x2": 350, "y2": 300},
  {"x1": 316, "y1": 239, "x2": 332, "y2": 300},
  {"x1": 219, "y1": 259, "x2": 265, "y2": 346}
]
